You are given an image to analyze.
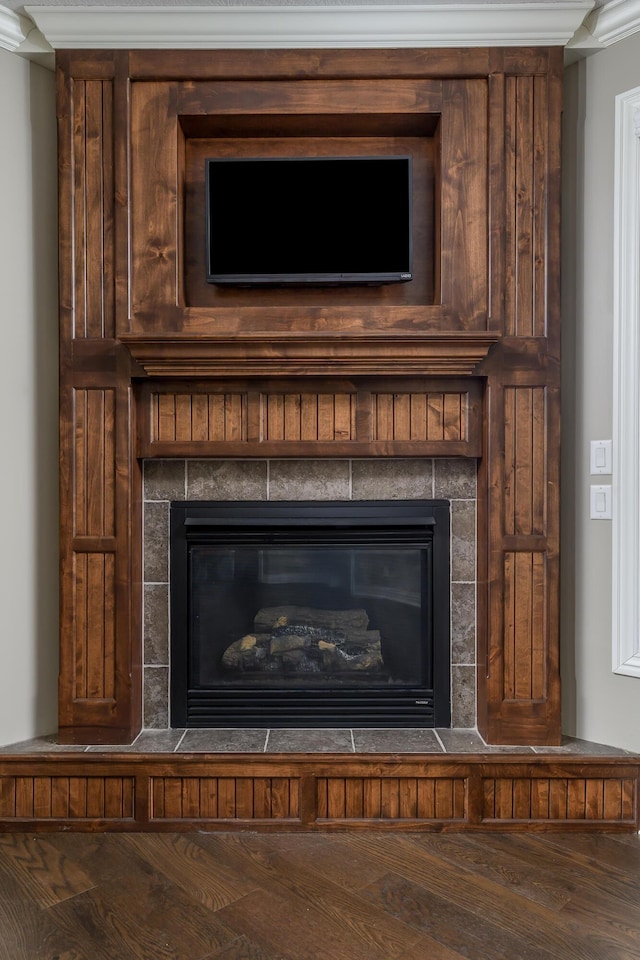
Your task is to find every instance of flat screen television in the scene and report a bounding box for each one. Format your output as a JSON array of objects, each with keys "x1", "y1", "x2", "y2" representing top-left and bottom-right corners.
[{"x1": 205, "y1": 155, "x2": 413, "y2": 287}]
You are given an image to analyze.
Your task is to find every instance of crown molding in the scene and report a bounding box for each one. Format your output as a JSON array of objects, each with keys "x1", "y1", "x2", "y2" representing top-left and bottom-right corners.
[
  {"x1": 25, "y1": 2, "x2": 594, "y2": 49},
  {"x1": 584, "y1": 0, "x2": 640, "y2": 44},
  {"x1": 0, "y1": 2, "x2": 53, "y2": 65},
  {"x1": 0, "y1": 5, "x2": 30, "y2": 51}
]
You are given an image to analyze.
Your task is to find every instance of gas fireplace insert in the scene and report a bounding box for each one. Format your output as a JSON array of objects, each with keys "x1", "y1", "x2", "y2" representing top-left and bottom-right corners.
[{"x1": 170, "y1": 500, "x2": 450, "y2": 727}]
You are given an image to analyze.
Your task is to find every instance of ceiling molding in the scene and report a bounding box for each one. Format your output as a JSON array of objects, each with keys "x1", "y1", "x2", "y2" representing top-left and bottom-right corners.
[
  {"x1": 0, "y1": 2, "x2": 53, "y2": 64},
  {"x1": 584, "y1": 0, "x2": 640, "y2": 44},
  {"x1": 25, "y1": 2, "x2": 595, "y2": 49},
  {"x1": 0, "y1": 5, "x2": 30, "y2": 51}
]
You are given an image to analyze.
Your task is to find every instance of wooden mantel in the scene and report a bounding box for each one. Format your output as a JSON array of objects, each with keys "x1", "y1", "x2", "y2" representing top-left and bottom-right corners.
[{"x1": 57, "y1": 46, "x2": 562, "y2": 746}]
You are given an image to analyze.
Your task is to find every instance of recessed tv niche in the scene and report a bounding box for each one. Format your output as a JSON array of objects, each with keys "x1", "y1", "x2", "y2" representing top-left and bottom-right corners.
[{"x1": 205, "y1": 156, "x2": 413, "y2": 287}]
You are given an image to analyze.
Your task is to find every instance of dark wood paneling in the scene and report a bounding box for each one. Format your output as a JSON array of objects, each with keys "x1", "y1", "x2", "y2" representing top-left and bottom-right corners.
[
  {"x1": 128, "y1": 47, "x2": 497, "y2": 81},
  {"x1": 178, "y1": 78, "x2": 444, "y2": 118},
  {"x1": 317, "y1": 777, "x2": 467, "y2": 821},
  {"x1": 503, "y1": 551, "x2": 547, "y2": 701},
  {"x1": 440, "y1": 79, "x2": 488, "y2": 330},
  {"x1": 72, "y1": 388, "x2": 116, "y2": 538},
  {"x1": 481, "y1": 372, "x2": 560, "y2": 743},
  {"x1": 0, "y1": 755, "x2": 637, "y2": 832},
  {"x1": 138, "y1": 379, "x2": 482, "y2": 457},
  {"x1": 151, "y1": 391, "x2": 248, "y2": 443},
  {"x1": 57, "y1": 48, "x2": 563, "y2": 748},
  {"x1": 70, "y1": 79, "x2": 115, "y2": 340},
  {"x1": 130, "y1": 82, "x2": 179, "y2": 318},
  {"x1": 0, "y1": 776, "x2": 135, "y2": 820},
  {"x1": 483, "y1": 777, "x2": 637, "y2": 823},
  {"x1": 504, "y1": 386, "x2": 546, "y2": 537},
  {"x1": 150, "y1": 777, "x2": 300, "y2": 821},
  {"x1": 71, "y1": 552, "x2": 116, "y2": 701}
]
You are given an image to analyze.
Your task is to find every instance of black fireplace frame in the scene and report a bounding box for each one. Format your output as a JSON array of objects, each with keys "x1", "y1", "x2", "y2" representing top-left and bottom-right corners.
[{"x1": 170, "y1": 500, "x2": 451, "y2": 728}]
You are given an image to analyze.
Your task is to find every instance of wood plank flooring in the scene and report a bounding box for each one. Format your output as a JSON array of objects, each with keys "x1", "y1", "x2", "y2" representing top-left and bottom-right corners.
[{"x1": 0, "y1": 831, "x2": 639, "y2": 959}]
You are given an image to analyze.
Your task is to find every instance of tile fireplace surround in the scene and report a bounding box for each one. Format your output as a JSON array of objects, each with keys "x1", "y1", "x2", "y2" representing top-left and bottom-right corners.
[{"x1": 142, "y1": 457, "x2": 477, "y2": 731}]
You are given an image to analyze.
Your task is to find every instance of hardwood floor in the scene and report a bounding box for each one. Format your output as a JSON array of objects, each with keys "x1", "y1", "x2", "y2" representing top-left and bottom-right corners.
[{"x1": 0, "y1": 831, "x2": 639, "y2": 959}]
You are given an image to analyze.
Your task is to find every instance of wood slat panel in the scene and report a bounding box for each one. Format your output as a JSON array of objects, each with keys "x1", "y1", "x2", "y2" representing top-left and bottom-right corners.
[
  {"x1": 235, "y1": 778, "x2": 254, "y2": 819},
  {"x1": 283, "y1": 394, "x2": 302, "y2": 441},
  {"x1": 0, "y1": 778, "x2": 16, "y2": 818},
  {"x1": 504, "y1": 386, "x2": 546, "y2": 537},
  {"x1": 443, "y1": 393, "x2": 463, "y2": 440},
  {"x1": 144, "y1": 385, "x2": 479, "y2": 453},
  {"x1": 149, "y1": 777, "x2": 300, "y2": 820},
  {"x1": 73, "y1": 389, "x2": 116, "y2": 538},
  {"x1": 381, "y1": 779, "x2": 400, "y2": 819},
  {"x1": 515, "y1": 76, "x2": 534, "y2": 337},
  {"x1": 363, "y1": 778, "x2": 382, "y2": 819},
  {"x1": 152, "y1": 392, "x2": 248, "y2": 442},
  {"x1": 225, "y1": 395, "x2": 244, "y2": 442},
  {"x1": 300, "y1": 394, "x2": 318, "y2": 440},
  {"x1": 504, "y1": 75, "x2": 548, "y2": 337},
  {"x1": 427, "y1": 394, "x2": 445, "y2": 439},
  {"x1": 533, "y1": 75, "x2": 549, "y2": 337},
  {"x1": 372, "y1": 391, "x2": 467, "y2": 442},
  {"x1": 71, "y1": 79, "x2": 115, "y2": 339},
  {"x1": 398, "y1": 778, "x2": 417, "y2": 819},
  {"x1": 416, "y1": 778, "x2": 436, "y2": 818},
  {"x1": 69, "y1": 778, "x2": 88, "y2": 819},
  {"x1": 409, "y1": 394, "x2": 428, "y2": 441},
  {"x1": 326, "y1": 778, "x2": 347, "y2": 819},
  {"x1": 191, "y1": 394, "x2": 209, "y2": 441},
  {"x1": 392, "y1": 394, "x2": 411, "y2": 441},
  {"x1": 72, "y1": 552, "x2": 116, "y2": 701},
  {"x1": 50, "y1": 777, "x2": 70, "y2": 820},
  {"x1": 318, "y1": 778, "x2": 466, "y2": 821},
  {"x1": 434, "y1": 779, "x2": 454, "y2": 819},
  {"x1": 503, "y1": 551, "x2": 547, "y2": 701},
  {"x1": 317, "y1": 395, "x2": 336, "y2": 442},
  {"x1": 208, "y1": 395, "x2": 226, "y2": 442},
  {"x1": 531, "y1": 778, "x2": 550, "y2": 819},
  {"x1": 8, "y1": 778, "x2": 134, "y2": 820},
  {"x1": 263, "y1": 394, "x2": 356, "y2": 442},
  {"x1": 484, "y1": 778, "x2": 636, "y2": 823},
  {"x1": 272, "y1": 778, "x2": 299, "y2": 819}
]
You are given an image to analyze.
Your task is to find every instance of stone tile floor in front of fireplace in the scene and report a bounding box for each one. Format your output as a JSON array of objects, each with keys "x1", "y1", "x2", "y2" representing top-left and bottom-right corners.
[{"x1": 0, "y1": 728, "x2": 634, "y2": 756}]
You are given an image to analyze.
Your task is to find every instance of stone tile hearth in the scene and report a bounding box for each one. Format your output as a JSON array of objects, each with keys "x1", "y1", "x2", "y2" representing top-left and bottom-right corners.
[{"x1": 0, "y1": 730, "x2": 634, "y2": 756}]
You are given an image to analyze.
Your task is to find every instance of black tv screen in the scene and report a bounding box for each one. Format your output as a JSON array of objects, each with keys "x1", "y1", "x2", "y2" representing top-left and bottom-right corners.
[{"x1": 206, "y1": 156, "x2": 413, "y2": 287}]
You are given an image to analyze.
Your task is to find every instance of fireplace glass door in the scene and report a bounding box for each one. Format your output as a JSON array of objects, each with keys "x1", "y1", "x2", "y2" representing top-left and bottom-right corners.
[{"x1": 170, "y1": 500, "x2": 450, "y2": 727}]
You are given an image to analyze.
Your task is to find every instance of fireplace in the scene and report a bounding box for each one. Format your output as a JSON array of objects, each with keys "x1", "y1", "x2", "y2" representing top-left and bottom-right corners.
[
  {"x1": 142, "y1": 457, "x2": 477, "y2": 731},
  {"x1": 169, "y1": 498, "x2": 450, "y2": 727}
]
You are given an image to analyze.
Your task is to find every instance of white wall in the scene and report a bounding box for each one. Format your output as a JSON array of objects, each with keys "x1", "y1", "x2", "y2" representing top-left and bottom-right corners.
[
  {"x1": 0, "y1": 48, "x2": 58, "y2": 745},
  {"x1": 562, "y1": 33, "x2": 640, "y2": 752}
]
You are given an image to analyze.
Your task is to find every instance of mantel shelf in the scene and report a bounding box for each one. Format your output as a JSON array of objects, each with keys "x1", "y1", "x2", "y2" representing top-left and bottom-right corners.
[{"x1": 120, "y1": 332, "x2": 500, "y2": 378}]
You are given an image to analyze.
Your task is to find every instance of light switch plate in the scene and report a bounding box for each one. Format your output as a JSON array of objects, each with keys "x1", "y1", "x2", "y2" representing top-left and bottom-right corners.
[
  {"x1": 590, "y1": 439, "x2": 612, "y2": 475},
  {"x1": 590, "y1": 484, "x2": 612, "y2": 519}
]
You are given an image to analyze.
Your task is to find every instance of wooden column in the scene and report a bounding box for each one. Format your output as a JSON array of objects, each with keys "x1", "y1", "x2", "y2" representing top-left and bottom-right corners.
[
  {"x1": 476, "y1": 51, "x2": 563, "y2": 744},
  {"x1": 57, "y1": 53, "x2": 142, "y2": 743}
]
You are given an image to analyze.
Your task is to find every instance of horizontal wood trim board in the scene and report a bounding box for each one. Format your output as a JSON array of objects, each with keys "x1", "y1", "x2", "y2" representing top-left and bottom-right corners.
[{"x1": 0, "y1": 753, "x2": 637, "y2": 832}]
